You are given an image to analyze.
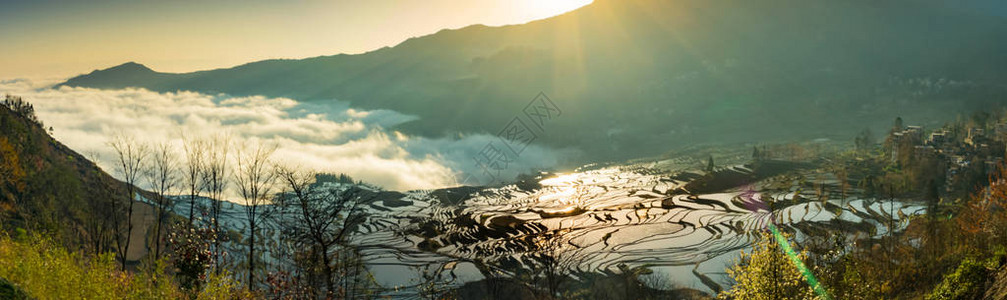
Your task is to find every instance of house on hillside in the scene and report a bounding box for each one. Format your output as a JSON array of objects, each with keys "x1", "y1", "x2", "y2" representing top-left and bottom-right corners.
[
  {"x1": 966, "y1": 128, "x2": 986, "y2": 147},
  {"x1": 928, "y1": 131, "x2": 947, "y2": 147}
]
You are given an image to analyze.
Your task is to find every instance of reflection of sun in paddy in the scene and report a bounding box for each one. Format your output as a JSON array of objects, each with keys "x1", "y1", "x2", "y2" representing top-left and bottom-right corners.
[
  {"x1": 540, "y1": 173, "x2": 580, "y2": 186},
  {"x1": 538, "y1": 185, "x2": 576, "y2": 202},
  {"x1": 538, "y1": 173, "x2": 587, "y2": 209}
]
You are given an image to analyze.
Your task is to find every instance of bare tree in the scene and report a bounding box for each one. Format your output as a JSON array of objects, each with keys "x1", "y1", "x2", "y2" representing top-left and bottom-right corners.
[
  {"x1": 182, "y1": 135, "x2": 207, "y2": 225},
  {"x1": 532, "y1": 230, "x2": 583, "y2": 298},
  {"x1": 109, "y1": 134, "x2": 149, "y2": 271},
  {"x1": 202, "y1": 134, "x2": 230, "y2": 272},
  {"x1": 234, "y1": 143, "x2": 277, "y2": 291},
  {"x1": 82, "y1": 151, "x2": 113, "y2": 255},
  {"x1": 145, "y1": 141, "x2": 178, "y2": 258},
  {"x1": 275, "y1": 166, "x2": 370, "y2": 298}
]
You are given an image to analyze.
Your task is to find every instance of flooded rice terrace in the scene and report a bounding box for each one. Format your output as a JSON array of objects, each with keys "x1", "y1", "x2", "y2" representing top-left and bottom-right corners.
[{"x1": 348, "y1": 158, "x2": 926, "y2": 296}]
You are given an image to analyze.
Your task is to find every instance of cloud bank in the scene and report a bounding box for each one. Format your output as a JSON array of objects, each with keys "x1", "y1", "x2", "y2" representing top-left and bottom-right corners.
[{"x1": 0, "y1": 78, "x2": 564, "y2": 193}]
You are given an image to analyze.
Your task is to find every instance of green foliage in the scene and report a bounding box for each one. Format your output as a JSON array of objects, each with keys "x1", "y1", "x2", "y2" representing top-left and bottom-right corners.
[
  {"x1": 2, "y1": 94, "x2": 42, "y2": 128},
  {"x1": 21, "y1": 166, "x2": 85, "y2": 238},
  {"x1": 0, "y1": 233, "x2": 180, "y2": 299},
  {"x1": 0, "y1": 233, "x2": 253, "y2": 299},
  {"x1": 927, "y1": 257, "x2": 992, "y2": 300},
  {"x1": 130, "y1": 257, "x2": 185, "y2": 299},
  {"x1": 720, "y1": 230, "x2": 820, "y2": 300},
  {"x1": 800, "y1": 235, "x2": 881, "y2": 299},
  {"x1": 311, "y1": 172, "x2": 356, "y2": 187},
  {"x1": 197, "y1": 271, "x2": 253, "y2": 300},
  {"x1": 794, "y1": 145, "x2": 1007, "y2": 298},
  {"x1": 833, "y1": 259, "x2": 880, "y2": 299}
]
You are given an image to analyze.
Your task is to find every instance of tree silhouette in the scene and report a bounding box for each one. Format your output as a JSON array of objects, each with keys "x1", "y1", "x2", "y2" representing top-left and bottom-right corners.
[
  {"x1": 144, "y1": 141, "x2": 177, "y2": 258},
  {"x1": 234, "y1": 143, "x2": 277, "y2": 291},
  {"x1": 109, "y1": 135, "x2": 149, "y2": 271},
  {"x1": 274, "y1": 166, "x2": 372, "y2": 298},
  {"x1": 202, "y1": 134, "x2": 230, "y2": 273},
  {"x1": 181, "y1": 135, "x2": 206, "y2": 225}
]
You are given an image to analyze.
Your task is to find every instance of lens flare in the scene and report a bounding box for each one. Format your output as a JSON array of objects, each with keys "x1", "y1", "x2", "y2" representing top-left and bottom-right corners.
[{"x1": 768, "y1": 222, "x2": 833, "y2": 300}]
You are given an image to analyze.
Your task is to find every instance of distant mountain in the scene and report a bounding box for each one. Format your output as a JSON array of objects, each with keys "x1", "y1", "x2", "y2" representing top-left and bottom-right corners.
[{"x1": 60, "y1": 0, "x2": 1007, "y2": 162}]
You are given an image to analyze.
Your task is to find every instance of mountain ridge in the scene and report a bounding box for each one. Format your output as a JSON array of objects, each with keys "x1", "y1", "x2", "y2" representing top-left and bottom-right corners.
[{"x1": 59, "y1": 0, "x2": 1007, "y2": 162}]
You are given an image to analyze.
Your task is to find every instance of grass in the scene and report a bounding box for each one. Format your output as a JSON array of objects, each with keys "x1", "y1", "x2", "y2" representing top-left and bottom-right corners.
[{"x1": 0, "y1": 233, "x2": 248, "y2": 299}]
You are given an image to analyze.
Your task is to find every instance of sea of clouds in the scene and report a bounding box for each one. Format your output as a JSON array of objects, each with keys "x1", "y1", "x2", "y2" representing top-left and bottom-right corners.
[{"x1": 0, "y1": 78, "x2": 565, "y2": 194}]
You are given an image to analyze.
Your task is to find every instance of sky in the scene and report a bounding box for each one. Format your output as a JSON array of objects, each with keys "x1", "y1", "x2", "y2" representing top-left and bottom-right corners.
[
  {"x1": 0, "y1": 0, "x2": 594, "y2": 194},
  {"x1": 0, "y1": 0, "x2": 592, "y2": 79}
]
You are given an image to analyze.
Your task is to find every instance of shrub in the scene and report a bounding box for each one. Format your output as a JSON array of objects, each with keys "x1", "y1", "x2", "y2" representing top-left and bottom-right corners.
[
  {"x1": 0, "y1": 233, "x2": 179, "y2": 299},
  {"x1": 198, "y1": 271, "x2": 253, "y2": 300},
  {"x1": 169, "y1": 223, "x2": 218, "y2": 291},
  {"x1": 0, "y1": 233, "x2": 251, "y2": 299},
  {"x1": 927, "y1": 257, "x2": 992, "y2": 300}
]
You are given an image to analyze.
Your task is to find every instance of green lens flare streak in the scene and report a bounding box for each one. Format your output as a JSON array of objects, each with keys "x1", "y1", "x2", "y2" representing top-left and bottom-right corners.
[{"x1": 768, "y1": 223, "x2": 833, "y2": 300}]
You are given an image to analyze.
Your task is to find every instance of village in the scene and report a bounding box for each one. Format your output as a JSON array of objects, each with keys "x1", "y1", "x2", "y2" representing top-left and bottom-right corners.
[{"x1": 888, "y1": 115, "x2": 1007, "y2": 195}]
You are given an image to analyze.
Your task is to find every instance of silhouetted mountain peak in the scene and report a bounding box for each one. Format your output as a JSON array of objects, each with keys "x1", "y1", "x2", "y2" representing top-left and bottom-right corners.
[
  {"x1": 59, "y1": 61, "x2": 162, "y2": 89},
  {"x1": 81, "y1": 61, "x2": 155, "y2": 79},
  {"x1": 105, "y1": 61, "x2": 153, "y2": 73}
]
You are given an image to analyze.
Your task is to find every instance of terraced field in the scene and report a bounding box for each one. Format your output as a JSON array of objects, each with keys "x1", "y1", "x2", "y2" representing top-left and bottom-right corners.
[
  {"x1": 166, "y1": 157, "x2": 925, "y2": 297},
  {"x1": 342, "y1": 160, "x2": 925, "y2": 295}
]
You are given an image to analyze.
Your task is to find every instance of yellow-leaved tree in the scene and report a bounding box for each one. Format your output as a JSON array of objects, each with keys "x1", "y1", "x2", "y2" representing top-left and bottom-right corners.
[{"x1": 720, "y1": 230, "x2": 820, "y2": 300}]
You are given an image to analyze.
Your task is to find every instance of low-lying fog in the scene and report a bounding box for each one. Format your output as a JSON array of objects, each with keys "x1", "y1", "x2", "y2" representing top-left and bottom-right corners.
[{"x1": 0, "y1": 78, "x2": 568, "y2": 193}]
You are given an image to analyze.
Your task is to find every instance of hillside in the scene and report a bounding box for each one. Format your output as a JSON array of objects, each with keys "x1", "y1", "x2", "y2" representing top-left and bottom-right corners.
[
  {"x1": 60, "y1": 0, "x2": 1007, "y2": 161},
  {"x1": 0, "y1": 96, "x2": 154, "y2": 261}
]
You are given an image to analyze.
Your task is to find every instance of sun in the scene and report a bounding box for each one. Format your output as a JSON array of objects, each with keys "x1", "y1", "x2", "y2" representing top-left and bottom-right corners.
[{"x1": 522, "y1": 0, "x2": 594, "y2": 20}]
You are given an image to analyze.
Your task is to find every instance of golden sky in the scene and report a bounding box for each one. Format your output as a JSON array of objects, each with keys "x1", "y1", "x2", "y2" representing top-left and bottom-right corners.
[{"x1": 0, "y1": 0, "x2": 592, "y2": 79}]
